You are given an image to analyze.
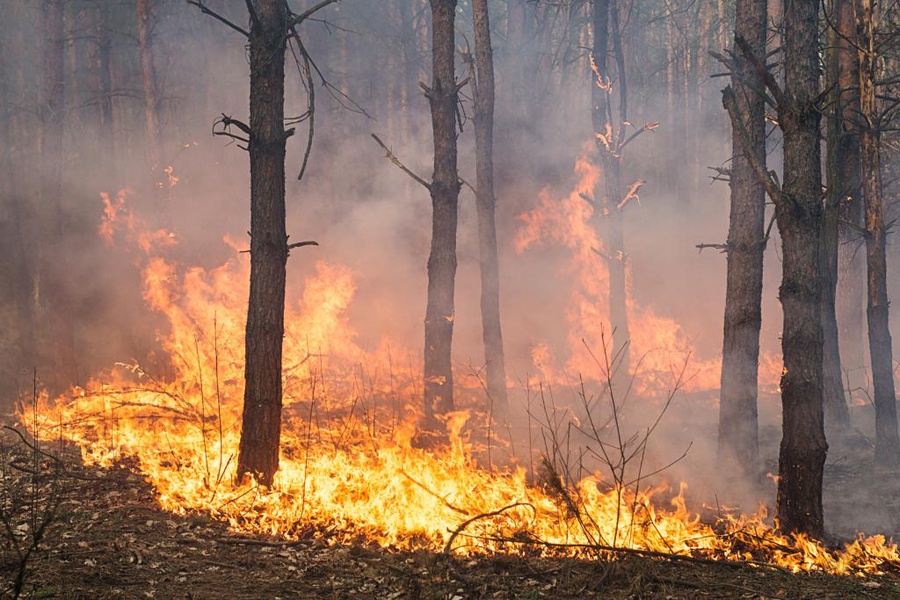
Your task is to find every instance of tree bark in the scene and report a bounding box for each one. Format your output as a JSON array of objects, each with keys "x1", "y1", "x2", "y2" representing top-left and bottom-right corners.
[
  {"x1": 856, "y1": 0, "x2": 900, "y2": 466},
  {"x1": 423, "y1": 0, "x2": 461, "y2": 432},
  {"x1": 135, "y1": 0, "x2": 163, "y2": 193},
  {"x1": 775, "y1": 0, "x2": 828, "y2": 536},
  {"x1": 236, "y1": 0, "x2": 290, "y2": 487},
  {"x1": 717, "y1": 0, "x2": 766, "y2": 483},
  {"x1": 472, "y1": 0, "x2": 509, "y2": 416}
]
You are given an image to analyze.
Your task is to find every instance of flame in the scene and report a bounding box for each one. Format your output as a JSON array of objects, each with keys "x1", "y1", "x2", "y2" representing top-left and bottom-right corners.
[
  {"x1": 515, "y1": 148, "x2": 782, "y2": 397},
  {"x1": 21, "y1": 188, "x2": 900, "y2": 576}
]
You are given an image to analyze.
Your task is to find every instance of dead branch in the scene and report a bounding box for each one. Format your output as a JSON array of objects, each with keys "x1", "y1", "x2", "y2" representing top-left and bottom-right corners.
[
  {"x1": 617, "y1": 180, "x2": 644, "y2": 210},
  {"x1": 400, "y1": 470, "x2": 469, "y2": 516},
  {"x1": 696, "y1": 242, "x2": 730, "y2": 252},
  {"x1": 442, "y1": 502, "x2": 532, "y2": 555},
  {"x1": 371, "y1": 134, "x2": 431, "y2": 191},
  {"x1": 722, "y1": 86, "x2": 782, "y2": 204},
  {"x1": 289, "y1": 0, "x2": 340, "y2": 28},
  {"x1": 619, "y1": 122, "x2": 659, "y2": 153},
  {"x1": 734, "y1": 35, "x2": 786, "y2": 111},
  {"x1": 287, "y1": 240, "x2": 318, "y2": 252},
  {"x1": 187, "y1": 1, "x2": 249, "y2": 37}
]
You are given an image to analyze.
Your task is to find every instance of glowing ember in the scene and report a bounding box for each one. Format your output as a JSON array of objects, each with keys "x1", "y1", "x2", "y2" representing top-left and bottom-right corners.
[{"x1": 22, "y1": 188, "x2": 900, "y2": 577}]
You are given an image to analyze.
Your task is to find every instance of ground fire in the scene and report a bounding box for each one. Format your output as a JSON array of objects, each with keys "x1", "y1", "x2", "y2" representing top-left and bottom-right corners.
[{"x1": 21, "y1": 175, "x2": 900, "y2": 579}]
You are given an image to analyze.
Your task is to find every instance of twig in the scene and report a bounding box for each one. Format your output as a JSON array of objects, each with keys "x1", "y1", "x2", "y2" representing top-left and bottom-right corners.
[{"x1": 443, "y1": 502, "x2": 532, "y2": 555}]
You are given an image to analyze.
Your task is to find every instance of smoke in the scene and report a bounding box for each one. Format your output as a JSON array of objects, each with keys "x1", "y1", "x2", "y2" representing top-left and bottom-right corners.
[{"x1": 0, "y1": 0, "x2": 895, "y2": 540}]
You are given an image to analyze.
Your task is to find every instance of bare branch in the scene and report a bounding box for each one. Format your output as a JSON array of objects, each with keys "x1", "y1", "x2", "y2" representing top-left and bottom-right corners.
[
  {"x1": 187, "y1": 1, "x2": 249, "y2": 37},
  {"x1": 722, "y1": 86, "x2": 782, "y2": 204},
  {"x1": 289, "y1": 0, "x2": 340, "y2": 28},
  {"x1": 371, "y1": 134, "x2": 431, "y2": 191}
]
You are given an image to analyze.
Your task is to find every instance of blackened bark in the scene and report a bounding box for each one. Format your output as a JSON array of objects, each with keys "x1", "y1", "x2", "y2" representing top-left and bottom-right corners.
[
  {"x1": 718, "y1": 0, "x2": 766, "y2": 482},
  {"x1": 775, "y1": 0, "x2": 827, "y2": 536},
  {"x1": 856, "y1": 0, "x2": 900, "y2": 466},
  {"x1": 236, "y1": 0, "x2": 289, "y2": 487},
  {"x1": 423, "y1": 0, "x2": 460, "y2": 430},
  {"x1": 472, "y1": 0, "x2": 508, "y2": 415},
  {"x1": 591, "y1": 0, "x2": 630, "y2": 378}
]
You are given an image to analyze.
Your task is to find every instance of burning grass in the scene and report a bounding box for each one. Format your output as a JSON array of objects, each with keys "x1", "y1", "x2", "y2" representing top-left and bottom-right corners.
[{"x1": 16, "y1": 180, "x2": 900, "y2": 584}]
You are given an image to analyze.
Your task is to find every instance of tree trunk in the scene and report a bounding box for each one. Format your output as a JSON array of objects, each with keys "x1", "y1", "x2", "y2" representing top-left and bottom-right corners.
[
  {"x1": 591, "y1": 0, "x2": 630, "y2": 379},
  {"x1": 40, "y1": 0, "x2": 74, "y2": 393},
  {"x1": 856, "y1": 0, "x2": 900, "y2": 466},
  {"x1": 718, "y1": 0, "x2": 766, "y2": 484},
  {"x1": 135, "y1": 0, "x2": 163, "y2": 194},
  {"x1": 822, "y1": 0, "x2": 858, "y2": 436},
  {"x1": 775, "y1": 0, "x2": 828, "y2": 536},
  {"x1": 472, "y1": 0, "x2": 508, "y2": 416},
  {"x1": 423, "y1": 0, "x2": 460, "y2": 432},
  {"x1": 236, "y1": 0, "x2": 289, "y2": 487}
]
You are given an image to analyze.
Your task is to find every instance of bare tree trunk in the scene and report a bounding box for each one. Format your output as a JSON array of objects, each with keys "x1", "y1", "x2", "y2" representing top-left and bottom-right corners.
[
  {"x1": 423, "y1": 0, "x2": 461, "y2": 432},
  {"x1": 718, "y1": 0, "x2": 766, "y2": 484},
  {"x1": 592, "y1": 0, "x2": 631, "y2": 379},
  {"x1": 472, "y1": 0, "x2": 508, "y2": 415},
  {"x1": 833, "y1": 0, "x2": 865, "y2": 391},
  {"x1": 135, "y1": 0, "x2": 163, "y2": 195},
  {"x1": 822, "y1": 0, "x2": 858, "y2": 436},
  {"x1": 775, "y1": 0, "x2": 827, "y2": 536},
  {"x1": 856, "y1": 0, "x2": 900, "y2": 466},
  {"x1": 236, "y1": 0, "x2": 290, "y2": 487},
  {"x1": 40, "y1": 0, "x2": 75, "y2": 393}
]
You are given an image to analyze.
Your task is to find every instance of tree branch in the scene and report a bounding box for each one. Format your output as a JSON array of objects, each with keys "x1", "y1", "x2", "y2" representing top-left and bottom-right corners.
[
  {"x1": 289, "y1": 0, "x2": 340, "y2": 28},
  {"x1": 371, "y1": 134, "x2": 431, "y2": 191},
  {"x1": 187, "y1": 1, "x2": 249, "y2": 37},
  {"x1": 722, "y1": 86, "x2": 782, "y2": 204}
]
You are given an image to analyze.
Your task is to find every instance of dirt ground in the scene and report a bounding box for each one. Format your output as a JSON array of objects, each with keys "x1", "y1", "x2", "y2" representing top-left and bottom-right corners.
[{"x1": 3, "y1": 426, "x2": 900, "y2": 600}]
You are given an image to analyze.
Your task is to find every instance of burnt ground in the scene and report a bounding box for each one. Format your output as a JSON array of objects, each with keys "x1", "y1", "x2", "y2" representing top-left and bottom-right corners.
[{"x1": 2, "y1": 426, "x2": 900, "y2": 600}]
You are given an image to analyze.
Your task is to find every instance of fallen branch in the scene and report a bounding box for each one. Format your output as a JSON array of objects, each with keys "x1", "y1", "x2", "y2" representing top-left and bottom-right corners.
[{"x1": 443, "y1": 502, "x2": 532, "y2": 555}]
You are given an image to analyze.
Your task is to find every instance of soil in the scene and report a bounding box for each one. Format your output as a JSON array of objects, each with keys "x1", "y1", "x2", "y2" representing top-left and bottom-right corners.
[{"x1": 2, "y1": 427, "x2": 900, "y2": 600}]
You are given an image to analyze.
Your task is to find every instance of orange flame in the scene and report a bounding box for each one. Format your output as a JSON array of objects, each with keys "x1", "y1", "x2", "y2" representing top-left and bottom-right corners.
[{"x1": 22, "y1": 187, "x2": 900, "y2": 576}]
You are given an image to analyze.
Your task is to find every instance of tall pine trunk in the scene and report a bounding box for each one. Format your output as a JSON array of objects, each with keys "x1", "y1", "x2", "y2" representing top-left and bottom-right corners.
[
  {"x1": 856, "y1": 0, "x2": 900, "y2": 466},
  {"x1": 236, "y1": 0, "x2": 289, "y2": 486},
  {"x1": 822, "y1": 0, "x2": 858, "y2": 435},
  {"x1": 472, "y1": 0, "x2": 508, "y2": 415},
  {"x1": 718, "y1": 0, "x2": 767, "y2": 484},
  {"x1": 775, "y1": 0, "x2": 828, "y2": 536},
  {"x1": 423, "y1": 0, "x2": 460, "y2": 431}
]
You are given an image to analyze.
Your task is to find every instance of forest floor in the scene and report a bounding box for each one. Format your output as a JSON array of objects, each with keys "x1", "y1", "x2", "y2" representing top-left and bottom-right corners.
[{"x1": 3, "y1": 425, "x2": 900, "y2": 599}]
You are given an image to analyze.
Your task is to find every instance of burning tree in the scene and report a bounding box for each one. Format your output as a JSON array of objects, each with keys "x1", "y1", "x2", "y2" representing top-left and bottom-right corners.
[{"x1": 588, "y1": 0, "x2": 656, "y2": 382}]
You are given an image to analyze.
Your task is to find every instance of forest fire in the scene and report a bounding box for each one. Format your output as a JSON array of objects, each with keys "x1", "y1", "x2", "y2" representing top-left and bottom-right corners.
[{"x1": 20, "y1": 189, "x2": 900, "y2": 578}]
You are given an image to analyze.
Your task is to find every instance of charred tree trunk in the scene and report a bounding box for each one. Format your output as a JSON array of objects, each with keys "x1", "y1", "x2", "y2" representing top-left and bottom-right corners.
[
  {"x1": 856, "y1": 0, "x2": 900, "y2": 466},
  {"x1": 423, "y1": 0, "x2": 461, "y2": 432},
  {"x1": 718, "y1": 0, "x2": 766, "y2": 483},
  {"x1": 236, "y1": 0, "x2": 290, "y2": 487},
  {"x1": 775, "y1": 0, "x2": 827, "y2": 536},
  {"x1": 591, "y1": 0, "x2": 631, "y2": 379},
  {"x1": 472, "y1": 0, "x2": 508, "y2": 415}
]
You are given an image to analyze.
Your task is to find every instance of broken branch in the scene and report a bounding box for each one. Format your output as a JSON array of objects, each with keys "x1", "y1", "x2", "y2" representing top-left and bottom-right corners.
[{"x1": 371, "y1": 134, "x2": 431, "y2": 191}]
